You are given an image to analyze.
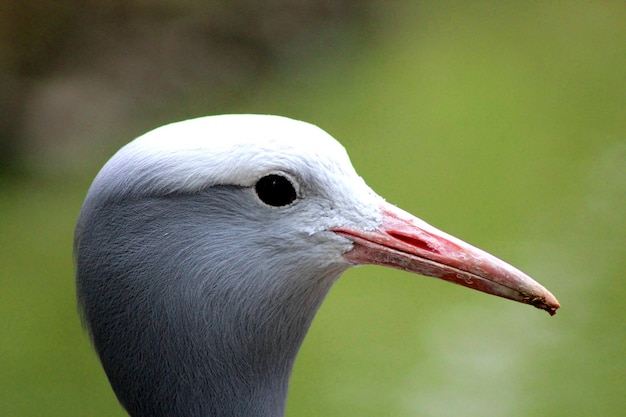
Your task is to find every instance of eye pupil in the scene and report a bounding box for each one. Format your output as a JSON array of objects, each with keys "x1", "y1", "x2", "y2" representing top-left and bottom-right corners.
[{"x1": 255, "y1": 174, "x2": 297, "y2": 207}]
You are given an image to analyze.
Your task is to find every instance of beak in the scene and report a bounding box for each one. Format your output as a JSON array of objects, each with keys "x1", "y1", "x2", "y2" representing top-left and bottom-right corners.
[{"x1": 333, "y1": 202, "x2": 560, "y2": 315}]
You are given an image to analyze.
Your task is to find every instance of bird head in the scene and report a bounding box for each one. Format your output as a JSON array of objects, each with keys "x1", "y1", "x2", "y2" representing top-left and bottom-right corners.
[
  {"x1": 75, "y1": 114, "x2": 558, "y2": 417},
  {"x1": 79, "y1": 114, "x2": 558, "y2": 313}
]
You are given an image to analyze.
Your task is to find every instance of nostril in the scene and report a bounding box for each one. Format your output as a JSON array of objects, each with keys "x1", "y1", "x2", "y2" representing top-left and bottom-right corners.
[{"x1": 387, "y1": 231, "x2": 440, "y2": 253}]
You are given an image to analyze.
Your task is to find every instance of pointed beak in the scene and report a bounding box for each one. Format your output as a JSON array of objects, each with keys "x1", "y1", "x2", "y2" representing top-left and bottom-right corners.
[{"x1": 333, "y1": 202, "x2": 560, "y2": 315}]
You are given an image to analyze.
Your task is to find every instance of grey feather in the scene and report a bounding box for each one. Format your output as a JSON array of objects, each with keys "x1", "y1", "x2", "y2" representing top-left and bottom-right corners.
[{"x1": 76, "y1": 184, "x2": 350, "y2": 417}]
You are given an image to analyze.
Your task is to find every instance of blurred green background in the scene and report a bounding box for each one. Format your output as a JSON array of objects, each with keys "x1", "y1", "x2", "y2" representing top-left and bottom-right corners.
[{"x1": 1, "y1": 1, "x2": 625, "y2": 416}]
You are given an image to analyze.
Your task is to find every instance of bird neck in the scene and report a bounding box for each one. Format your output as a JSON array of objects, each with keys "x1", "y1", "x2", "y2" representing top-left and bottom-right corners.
[
  {"x1": 152, "y1": 271, "x2": 340, "y2": 416},
  {"x1": 85, "y1": 252, "x2": 344, "y2": 417},
  {"x1": 77, "y1": 190, "x2": 349, "y2": 417}
]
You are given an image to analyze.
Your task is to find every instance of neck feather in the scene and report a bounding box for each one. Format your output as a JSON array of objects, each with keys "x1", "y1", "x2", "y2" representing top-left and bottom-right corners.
[{"x1": 76, "y1": 190, "x2": 348, "y2": 417}]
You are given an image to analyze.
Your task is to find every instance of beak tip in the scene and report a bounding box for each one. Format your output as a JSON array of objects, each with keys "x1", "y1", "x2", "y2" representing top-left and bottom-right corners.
[{"x1": 528, "y1": 291, "x2": 560, "y2": 316}]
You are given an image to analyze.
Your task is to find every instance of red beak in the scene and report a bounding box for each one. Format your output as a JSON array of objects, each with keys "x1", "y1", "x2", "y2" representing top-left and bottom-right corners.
[{"x1": 333, "y1": 202, "x2": 560, "y2": 315}]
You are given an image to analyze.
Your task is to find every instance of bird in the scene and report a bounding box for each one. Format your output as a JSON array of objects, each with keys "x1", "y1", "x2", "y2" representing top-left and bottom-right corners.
[{"x1": 74, "y1": 114, "x2": 559, "y2": 417}]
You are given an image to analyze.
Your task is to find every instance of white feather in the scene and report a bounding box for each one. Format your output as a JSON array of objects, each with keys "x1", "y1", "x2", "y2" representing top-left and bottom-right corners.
[{"x1": 87, "y1": 114, "x2": 384, "y2": 234}]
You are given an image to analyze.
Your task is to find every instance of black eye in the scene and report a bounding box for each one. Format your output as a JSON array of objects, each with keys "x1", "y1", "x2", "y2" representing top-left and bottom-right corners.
[{"x1": 254, "y1": 174, "x2": 298, "y2": 207}]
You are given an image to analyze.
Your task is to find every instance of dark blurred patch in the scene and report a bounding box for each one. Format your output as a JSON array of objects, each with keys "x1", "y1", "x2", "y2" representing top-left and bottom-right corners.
[{"x1": 0, "y1": 0, "x2": 375, "y2": 176}]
